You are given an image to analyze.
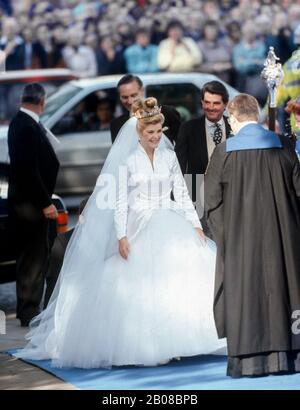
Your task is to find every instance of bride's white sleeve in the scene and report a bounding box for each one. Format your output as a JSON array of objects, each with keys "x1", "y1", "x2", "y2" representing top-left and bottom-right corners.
[
  {"x1": 114, "y1": 164, "x2": 129, "y2": 240},
  {"x1": 171, "y1": 152, "x2": 202, "y2": 229}
]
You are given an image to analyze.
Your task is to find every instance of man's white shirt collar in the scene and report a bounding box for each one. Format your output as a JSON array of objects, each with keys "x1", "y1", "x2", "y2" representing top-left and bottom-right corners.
[
  {"x1": 20, "y1": 107, "x2": 39, "y2": 123},
  {"x1": 238, "y1": 121, "x2": 257, "y2": 132},
  {"x1": 205, "y1": 117, "x2": 224, "y2": 128}
]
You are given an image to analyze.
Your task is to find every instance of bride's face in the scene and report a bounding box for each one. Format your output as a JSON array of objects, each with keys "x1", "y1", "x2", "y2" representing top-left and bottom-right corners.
[{"x1": 139, "y1": 122, "x2": 163, "y2": 150}]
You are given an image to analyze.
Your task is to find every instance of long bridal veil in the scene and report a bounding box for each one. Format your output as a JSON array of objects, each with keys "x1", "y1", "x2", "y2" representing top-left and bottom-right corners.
[{"x1": 16, "y1": 117, "x2": 174, "y2": 362}]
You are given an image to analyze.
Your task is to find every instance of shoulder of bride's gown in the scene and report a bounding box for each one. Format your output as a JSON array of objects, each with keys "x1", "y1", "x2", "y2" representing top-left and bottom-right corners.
[
  {"x1": 159, "y1": 146, "x2": 175, "y2": 155},
  {"x1": 160, "y1": 147, "x2": 177, "y2": 167}
]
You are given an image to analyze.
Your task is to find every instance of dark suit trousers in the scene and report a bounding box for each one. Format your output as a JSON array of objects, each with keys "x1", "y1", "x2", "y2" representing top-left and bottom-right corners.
[{"x1": 12, "y1": 204, "x2": 51, "y2": 322}]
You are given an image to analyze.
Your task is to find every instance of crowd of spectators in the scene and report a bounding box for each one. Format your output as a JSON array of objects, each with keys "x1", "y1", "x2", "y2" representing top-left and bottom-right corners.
[{"x1": 0, "y1": 0, "x2": 300, "y2": 102}]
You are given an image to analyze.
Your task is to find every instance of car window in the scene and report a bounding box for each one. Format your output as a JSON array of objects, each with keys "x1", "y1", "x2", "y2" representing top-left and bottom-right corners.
[
  {"x1": 51, "y1": 88, "x2": 118, "y2": 135},
  {"x1": 145, "y1": 83, "x2": 201, "y2": 121},
  {"x1": 41, "y1": 84, "x2": 81, "y2": 122}
]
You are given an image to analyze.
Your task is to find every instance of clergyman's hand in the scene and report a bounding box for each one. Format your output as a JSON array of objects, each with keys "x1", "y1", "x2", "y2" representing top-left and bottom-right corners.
[
  {"x1": 119, "y1": 237, "x2": 130, "y2": 260},
  {"x1": 195, "y1": 227, "x2": 207, "y2": 246}
]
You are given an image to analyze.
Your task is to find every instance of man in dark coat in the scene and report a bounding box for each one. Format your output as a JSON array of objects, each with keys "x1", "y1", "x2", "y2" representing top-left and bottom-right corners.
[
  {"x1": 110, "y1": 74, "x2": 181, "y2": 145},
  {"x1": 205, "y1": 93, "x2": 300, "y2": 378},
  {"x1": 8, "y1": 83, "x2": 59, "y2": 326}
]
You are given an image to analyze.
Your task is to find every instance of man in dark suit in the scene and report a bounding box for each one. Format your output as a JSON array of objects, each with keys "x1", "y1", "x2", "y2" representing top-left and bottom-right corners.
[
  {"x1": 175, "y1": 81, "x2": 231, "y2": 231},
  {"x1": 8, "y1": 83, "x2": 59, "y2": 326},
  {"x1": 110, "y1": 74, "x2": 181, "y2": 145}
]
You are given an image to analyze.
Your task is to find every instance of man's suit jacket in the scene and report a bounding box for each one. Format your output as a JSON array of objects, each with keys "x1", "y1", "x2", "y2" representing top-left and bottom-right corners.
[
  {"x1": 175, "y1": 115, "x2": 231, "y2": 176},
  {"x1": 8, "y1": 111, "x2": 60, "y2": 212},
  {"x1": 110, "y1": 105, "x2": 181, "y2": 145}
]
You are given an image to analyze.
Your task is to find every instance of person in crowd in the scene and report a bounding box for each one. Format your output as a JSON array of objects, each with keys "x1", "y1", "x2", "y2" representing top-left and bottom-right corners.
[
  {"x1": 263, "y1": 11, "x2": 296, "y2": 65},
  {"x1": 225, "y1": 20, "x2": 241, "y2": 49},
  {"x1": 198, "y1": 20, "x2": 232, "y2": 83},
  {"x1": 21, "y1": 27, "x2": 47, "y2": 69},
  {"x1": 96, "y1": 35, "x2": 126, "y2": 76},
  {"x1": 84, "y1": 32, "x2": 98, "y2": 53},
  {"x1": 157, "y1": 20, "x2": 202, "y2": 72},
  {"x1": 0, "y1": 17, "x2": 25, "y2": 70},
  {"x1": 116, "y1": 21, "x2": 135, "y2": 51},
  {"x1": 35, "y1": 24, "x2": 53, "y2": 65},
  {"x1": 232, "y1": 21, "x2": 266, "y2": 104},
  {"x1": 48, "y1": 22, "x2": 67, "y2": 68},
  {"x1": 202, "y1": 0, "x2": 221, "y2": 21},
  {"x1": 185, "y1": 13, "x2": 204, "y2": 43},
  {"x1": 150, "y1": 18, "x2": 167, "y2": 45},
  {"x1": 62, "y1": 26, "x2": 97, "y2": 78},
  {"x1": 124, "y1": 28, "x2": 158, "y2": 73}
]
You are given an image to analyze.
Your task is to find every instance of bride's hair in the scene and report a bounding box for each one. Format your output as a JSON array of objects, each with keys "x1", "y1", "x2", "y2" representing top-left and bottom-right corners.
[{"x1": 131, "y1": 97, "x2": 165, "y2": 133}]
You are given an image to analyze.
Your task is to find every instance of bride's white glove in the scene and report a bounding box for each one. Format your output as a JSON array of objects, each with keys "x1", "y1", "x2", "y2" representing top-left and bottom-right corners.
[
  {"x1": 119, "y1": 237, "x2": 130, "y2": 260},
  {"x1": 195, "y1": 228, "x2": 207, "y2": 246}
]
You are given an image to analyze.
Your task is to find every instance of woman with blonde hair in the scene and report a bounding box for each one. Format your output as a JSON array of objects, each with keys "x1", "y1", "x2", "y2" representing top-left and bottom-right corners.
[{"x1": 16, "y1": 97, "x2": 224, "y2": 369}]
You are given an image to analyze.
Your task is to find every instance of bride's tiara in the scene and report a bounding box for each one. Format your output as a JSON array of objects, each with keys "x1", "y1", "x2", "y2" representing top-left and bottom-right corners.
[{"x1": 134, "y1": 105, "x2": 162, "y2": 119}]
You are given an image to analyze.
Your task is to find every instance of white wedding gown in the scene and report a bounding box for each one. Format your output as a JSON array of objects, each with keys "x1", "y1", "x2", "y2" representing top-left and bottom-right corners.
[{"x1": 16, "y1": 120, "x2": 225, "y2": 369}]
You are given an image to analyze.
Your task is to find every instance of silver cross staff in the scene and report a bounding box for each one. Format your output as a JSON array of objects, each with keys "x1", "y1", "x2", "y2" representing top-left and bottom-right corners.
[{"x1": 261, "y1": 46, "x2": 284, "y2": 131}]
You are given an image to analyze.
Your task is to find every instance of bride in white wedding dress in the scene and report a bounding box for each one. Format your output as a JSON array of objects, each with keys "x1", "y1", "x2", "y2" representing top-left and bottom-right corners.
[{"x1": 16, "y1": 97, "x2": 225, "y2": 369}]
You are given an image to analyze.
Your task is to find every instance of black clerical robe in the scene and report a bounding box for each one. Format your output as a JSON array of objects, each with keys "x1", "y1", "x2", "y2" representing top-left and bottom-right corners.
[{"x1": 204, "y1": 124, "x2": 300, "y2": 363}]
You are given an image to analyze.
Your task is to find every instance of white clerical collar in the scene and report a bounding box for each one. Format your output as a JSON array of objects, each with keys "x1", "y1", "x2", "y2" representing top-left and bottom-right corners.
[
  {"x1": 238, "y1": 121, "x2": 258, "y2": 132},
  {"x1": 205, "y1": 117, "x2": 224, "y2": 128},
  {"x1": 20, "y1": 107, "x2": 39, "y2": 123}
]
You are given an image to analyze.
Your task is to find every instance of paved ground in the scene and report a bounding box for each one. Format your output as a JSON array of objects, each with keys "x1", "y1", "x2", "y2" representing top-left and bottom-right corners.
[{"x1": 0, "y1": 313, "x2": 76, "y2": 390}]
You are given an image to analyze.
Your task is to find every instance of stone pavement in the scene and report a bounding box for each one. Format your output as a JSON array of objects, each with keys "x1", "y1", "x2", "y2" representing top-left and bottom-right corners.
[{"x1": 0, "y1": 313, "x2": 76, "y2": 390}]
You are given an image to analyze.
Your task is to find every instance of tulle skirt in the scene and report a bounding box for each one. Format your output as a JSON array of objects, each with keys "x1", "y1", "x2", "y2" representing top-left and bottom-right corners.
[{"x1": 16, "y1": 209, "x2": 225, "y2": 368}]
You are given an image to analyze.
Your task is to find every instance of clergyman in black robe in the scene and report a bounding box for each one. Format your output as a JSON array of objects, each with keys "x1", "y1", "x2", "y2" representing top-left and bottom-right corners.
[{"x1": 204, "y1": 94, "x2": 300, "y2": 378}]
